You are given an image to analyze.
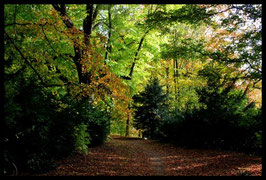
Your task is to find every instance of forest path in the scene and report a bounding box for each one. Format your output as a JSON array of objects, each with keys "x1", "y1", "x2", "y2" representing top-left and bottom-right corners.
[{"x1": 37, "y1": 135, "x2": 261, "y2": 176}]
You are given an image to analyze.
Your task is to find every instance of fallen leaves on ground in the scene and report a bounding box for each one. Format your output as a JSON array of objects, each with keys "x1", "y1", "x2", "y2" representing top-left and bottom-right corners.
[{"x1": 31, "y1": 136, "x2": 261, "y2": 176}]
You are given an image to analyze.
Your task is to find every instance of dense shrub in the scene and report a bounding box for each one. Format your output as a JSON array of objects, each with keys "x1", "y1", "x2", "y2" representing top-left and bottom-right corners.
[
  {"x1": 4, "y1": 77, "x2": 111, "y2": 174},
  {"x1": 156, "y1": 67, "x2": 262, "y2": 154},
  {"x1": 69, "y1": 98, "x2": 111, "y2": 147},
  {"x1": 48, "y1": 108, "x2": 79, "y2": 160},
  {"x1": 4, "y1": 77, "x2": 60, "y2": 172}
]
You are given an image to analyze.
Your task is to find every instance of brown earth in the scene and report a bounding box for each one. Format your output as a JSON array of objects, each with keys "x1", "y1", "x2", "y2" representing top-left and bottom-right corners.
[{"x1": 33, "y1": 135, "x2": 262, "y2": 176}]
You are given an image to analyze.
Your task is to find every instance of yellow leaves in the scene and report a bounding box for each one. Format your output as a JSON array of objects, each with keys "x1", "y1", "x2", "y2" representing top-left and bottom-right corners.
[
  {"x1": 48, "y1": 7, "x2": 59, "y2": 17},
  {"x1": 96, "y1": 33, "x2": 107, "y2": 43},
  {"x1": 205, "y1": 26, "x2": 244, "y2": 53},
  {"x1": 69, "y1": 34, "x2": 132, "y2": 119},
  {"x1": 14, "y1": 11, "x2": 131, "y2": 120},
  {"x1": 92, "y1": 71, "x2": 131, "y2": 119}
]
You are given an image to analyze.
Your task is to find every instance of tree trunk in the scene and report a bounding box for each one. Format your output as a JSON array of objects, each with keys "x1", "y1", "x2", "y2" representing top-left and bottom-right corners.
[
  {"x1": 173, "y1": 59, "x2": 177, "y2": 101},
  {"x1": 129, "y1": 30, "x2": 149, "y2": 78},
  {"x1": 53, "y1": 4, "x2": 98, "y2": 85},
  {"x1": 166, "y1": 67, "x2": 169, "y2": 94},
  {"x1": 105, "y1": 5, "x2": 112, "y2": 61},
  {"x1": 125, "y1": 116, "x2": 130, "y2": 137},
  {"x1": 125, "y1": 30, "x2": 149, "y2": 137},
  {"x1": 173, "y1": 29, "x2": 179, "y2": 106}
]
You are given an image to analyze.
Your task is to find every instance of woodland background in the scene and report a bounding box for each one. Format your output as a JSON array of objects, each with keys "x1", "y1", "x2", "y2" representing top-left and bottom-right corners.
[{"x1": 3, "y1": 4, "x2": 262, "y2": 174}]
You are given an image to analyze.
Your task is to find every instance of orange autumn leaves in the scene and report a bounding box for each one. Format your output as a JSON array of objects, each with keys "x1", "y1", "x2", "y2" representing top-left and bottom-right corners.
[
  {"x1": 17, "y1": 9, "x2": 132, "y2": 120},
  {"x1": 49, "y1": 6, "x2": 133, "y2": 116},
  {"x1": 69, "y1": 30, "x2": 132, "y2": 119}
]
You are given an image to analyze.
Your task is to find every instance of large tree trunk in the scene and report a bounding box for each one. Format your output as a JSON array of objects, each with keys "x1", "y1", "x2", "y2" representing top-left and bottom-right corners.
[
  {"x1": 83, "y1": 4, "x2": 98, "y2": 47},
  {"x1": 52, "y1": 4, "x2": 98, "y2": 85}
]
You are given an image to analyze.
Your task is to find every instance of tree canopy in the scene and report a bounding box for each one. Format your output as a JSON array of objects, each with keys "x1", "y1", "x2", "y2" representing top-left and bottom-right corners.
[{"x1": 3, "y1": 4, "x2": 261, "y2": 175}]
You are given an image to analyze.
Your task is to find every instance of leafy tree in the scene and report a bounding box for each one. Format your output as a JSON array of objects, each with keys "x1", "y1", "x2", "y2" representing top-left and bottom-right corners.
[{"x1": 3, "y1": 4, "x2": 262, "y2": 175}]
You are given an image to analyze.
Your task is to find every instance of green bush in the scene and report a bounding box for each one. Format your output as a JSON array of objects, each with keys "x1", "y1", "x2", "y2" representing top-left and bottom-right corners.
[
  {"x1": 69, "y1": 98, "x2": 111, "y2": 147},
  {"x1": 4, "y1": 77, "x2": 60, "y2": 172},
  {"x1": 155, "y1": 108, "x2": 184, "y2": 142},
  {"x1": 192, "y1": 67, "x2": 262, "y2": 153},
  {"x1": 86, "y1": 107, "x2": 111, "y2": 147},
  {"x1": 156, "y1": 66, "x2": 262, "y2": 154},
  {"x1": 26, "y1": 153, "x2": 57, "y2": 173},
  {"x1": 48, "y1": 109, "x2": 78, "y2": 160},
  {"x1": 75, "y1": 123, "x2": 91, "y2": 155},
  {"x1": 4, "y1": 76, "x2": 111, "y2": 173}
]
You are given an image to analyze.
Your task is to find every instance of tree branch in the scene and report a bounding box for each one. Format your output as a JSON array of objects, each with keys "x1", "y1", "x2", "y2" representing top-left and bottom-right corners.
[
  {"x1": 4, "y1": 31, "x2": 63, "y2": 87},
  {"x1": 129, "y1": 30, "x2": 149, "y2": 78},
  {"x1": 52, "y1": 4, "x2": 74, "y2": 29},
  {"x1": 41, "y1": 23, "x2": 74, "y2": 62},
  {"x1": 83, "y1": 4, "x2": 99, "y2": 46},
  {"x1": 105, "y1": 4, "x2": 112, "y2": 61}
]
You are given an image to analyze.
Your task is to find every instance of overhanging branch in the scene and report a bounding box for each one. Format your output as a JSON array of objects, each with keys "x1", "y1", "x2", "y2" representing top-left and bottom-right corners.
[{"x1": 4, "y1": 31, "x2": 64, "y2": 88}]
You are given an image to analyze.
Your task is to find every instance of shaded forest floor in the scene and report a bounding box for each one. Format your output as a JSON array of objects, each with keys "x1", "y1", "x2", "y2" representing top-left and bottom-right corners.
[{"x1": 33, "y1": 135, "x2": 261, "y2": 176}]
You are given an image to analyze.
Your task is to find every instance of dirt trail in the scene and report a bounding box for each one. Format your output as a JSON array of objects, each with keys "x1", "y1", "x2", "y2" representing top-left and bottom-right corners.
[{"x1": 36, "y1": 136, "x2": 261, "y2": 176}]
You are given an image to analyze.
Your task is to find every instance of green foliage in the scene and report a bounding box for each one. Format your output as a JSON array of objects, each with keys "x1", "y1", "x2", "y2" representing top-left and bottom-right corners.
[
  {"x1": 145, "y1": 4, "x2": 212, "y2": 30},
  {"x1": 4, "y1": 75, "x2": 111, "y2": 173},
  {"x1": 86, "y1": 108, "x2": 111, "y2": 147},
  {"x1": 155, "y1": 108, "x2": 184, "y2": 142},
  {"x1": 4, "y1": 77, "x2": 62, "y2": 172},
  {"x1": 157, "y1": 66, "x2": 262, "y2": 154},
  {"x1": 26, "y1": 153, "x2": 57, "y2": 173},
  {"x1": 72, "y1": 98, "x2": 111, "y2": 147},
  {"x1": 75, "y1": 123, "x2": 91, "y2": 155},
  {"x1": 133, "y1": 78, "x2": 169, "y2": 139},
  {"x1": 48, "y1": 107, "x2": 78, "y2": 160},
  {"x1": 3, "y1": 4, "x2": 262, "y2": 174}
]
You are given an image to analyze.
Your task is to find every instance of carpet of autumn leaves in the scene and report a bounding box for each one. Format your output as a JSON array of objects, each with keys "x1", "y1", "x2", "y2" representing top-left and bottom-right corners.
[{"x1": 31, "y1": 136, "x2": 261, "y2": 176}]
